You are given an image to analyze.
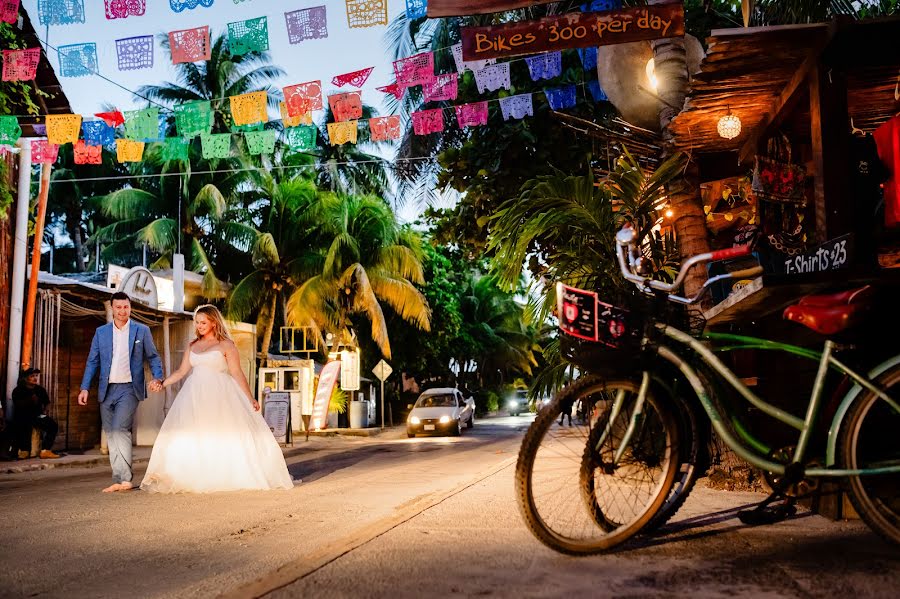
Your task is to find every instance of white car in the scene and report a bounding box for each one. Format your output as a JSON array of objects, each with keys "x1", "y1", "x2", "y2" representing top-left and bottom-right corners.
[{"x1": 407, "y1": 388, "x2": 475, "y2": 437}]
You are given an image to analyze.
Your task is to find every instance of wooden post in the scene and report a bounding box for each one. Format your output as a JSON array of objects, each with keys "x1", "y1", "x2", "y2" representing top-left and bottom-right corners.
[{"x1": 21, "y1": 162, "x2": 52, "y2": 369}]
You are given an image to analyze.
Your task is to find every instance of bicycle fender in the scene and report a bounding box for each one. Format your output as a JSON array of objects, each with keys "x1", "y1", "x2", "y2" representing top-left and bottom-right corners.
[{"x1": 825, "y1": 353, "x2": 900, "y2": 466}]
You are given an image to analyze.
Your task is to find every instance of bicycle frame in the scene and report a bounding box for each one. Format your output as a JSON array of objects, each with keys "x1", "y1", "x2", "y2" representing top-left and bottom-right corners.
[{"x1": 629, "y1": 324, "x2": 900, "y2": 477}]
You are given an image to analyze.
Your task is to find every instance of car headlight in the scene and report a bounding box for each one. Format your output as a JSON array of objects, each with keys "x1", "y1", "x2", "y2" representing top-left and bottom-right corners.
[
  {"x1": 508, "y1": 400, "x2": 518, "y2": 408},
  {"x1": 439, "y1": 415, "x2": 450, "y2": 424},
  {"x1": 410, "y1": 416, "x2": 420, "y2": 425}
]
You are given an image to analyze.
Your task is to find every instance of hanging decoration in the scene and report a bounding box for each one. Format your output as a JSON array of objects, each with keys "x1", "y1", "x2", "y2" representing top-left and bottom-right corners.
[
  {"x1": 332, "y1": 66, "x2": 374, "y2": 88},
  {"x1": 230, "y1": 91, "x2": 267, "y2": 126},
  {"x1": 232, "y1": 122, "x2": 263, "y2": 134},
  {"x1": 58, "y1": 43, "x2": 98, "y2": 78},
  {"x1": 31, "y1": 140, "x2": 59, "y2": 164},
  {"x1": 73, "y1": 140, "x2": 102, "y2": 165},
  {"x1": 499, "y1": 94, "x2": 534, "y2": 121},
  {"x1": 345, "y1": 0, "x2": 386, "y2": 29},
  {"x1": 451, "y1": 43, "x2": 494, "y2": 74},
  {"x1": 0, "y1": 115, "x2": 22, "y2": 145},
  {"x1": 376, "y1": 83, "x2": 404, "y2": 100},
  {"x1": 581, "y1": 0, "x2": 621, "y2": 11},
  {"x1": 244, "y1": 130, "x2": 276, "y2": 155},
  {"x1": 328, "y1": 91, "x2": 362, "y2": 122},
  {"x1": 544, "y1": 85, "x2": 577, "y2": 110},
  {"x1": 162, "y1": 137, "x2": 190, "y2": 161},
  {"x1": 2, "y1": 48, "x2": 40, "y2": 82},
  {"x1": 169, "y1": 25, "x2": 211, "y2": 64},
  {"x1": 587, "y1": 80, "x2": 608, "y2": 102},
  {"x1": 104, "y1": 0, "x2": 145, "y2": 19},
  {"x1": 577, "y1": 47, "x2": 598, "y2": 71},
  {"x1": 1, "y1": 0, "x2": 20, "y2": 24},
  {"x1": 369, "y1": 115, "x2": 401, "y2": 142},
  {"x1": 280, "y1": 102, "x2": 311, "y2": 127},
  {"x1": 406, "y1": 0, "x2": 427, "y2": 19},
  {"x1": 412, "y1": 109, "x2": 443, "y2": 135},
  {"x1": 455, "y1": 102, "x2": 489, "y2": 128},
  {"x1": 285, "y1": 5, "x2": 328, "y2": 44},
  {"x1": 95, "y1": 110, "x2": 125, "y2": 128},
  {"x1": 124, "y1": 108, "x2": 159, "y2": 141},
  {"x1": 284, "y1": 80, "x2": 323, "y2": 116},
  {"x1": 38, "y1": 0, "x2": 84, "y2": 25},
  {"x1": 227, "y1": 16, "x2": 269, "y2": 56},
  {"x1": 423, "y1": 73, "x2": 458, "y2": 102},
  {"x1": 393, "y1": 52, "x2": 434, "y2": 88},
  {"x1": 525, "y1": 52, "x2": 562, "y2": 81},
  {"x1": 32, "y1": 124, "x2": 47, "y2": 136},
  {"x1": 46, "y1": 114, "x2": 82, "y2": 145},
  {"x1": 283, "y1": 125, "x2": 317, "y2": 152},
  {"x1": 327, "y1": 120, "x2": 358, "y2": 145},
  {"x1": 116, "y1": 139, "x2": 145, "y2": 163},
  {"x1": 174, "y1": 100, "x2": 213, "y2": 138},
  {"x1": 473, "y1": 63, "x2": 510, "y2": 94},
  {"x1": 82, "y1": 120, "x2": 115, "y2": 147},
  {"x1": 169, "y1": 0, "x2": 214, "y2": 12},
  {"x1": 201, "y1": 133, "x2": 232, "y2": 159},
  {"x1": 115, "y1": 35, "x2": 154, "y2": 71}
]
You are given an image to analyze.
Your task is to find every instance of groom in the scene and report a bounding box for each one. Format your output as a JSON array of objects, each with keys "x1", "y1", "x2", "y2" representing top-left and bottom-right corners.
[{"x1": 78, "y1": 292, "x2": 164, "y2": 492}]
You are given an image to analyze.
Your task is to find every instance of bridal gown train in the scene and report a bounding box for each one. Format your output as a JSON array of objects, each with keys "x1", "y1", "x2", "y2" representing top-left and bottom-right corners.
[{"x1": 141, "y1": 350, "x2": 294, "y2": 493}]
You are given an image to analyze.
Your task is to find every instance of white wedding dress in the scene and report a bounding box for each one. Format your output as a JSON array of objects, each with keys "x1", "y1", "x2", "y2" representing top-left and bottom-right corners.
[{"x1": 141, "y1": 350, "x2": 294, "y2": 493}]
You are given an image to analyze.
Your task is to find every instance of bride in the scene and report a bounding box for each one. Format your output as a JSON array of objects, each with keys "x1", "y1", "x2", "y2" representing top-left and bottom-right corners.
[{"x1": 141, "y1": 305, "x2": 294, "y2": 493}]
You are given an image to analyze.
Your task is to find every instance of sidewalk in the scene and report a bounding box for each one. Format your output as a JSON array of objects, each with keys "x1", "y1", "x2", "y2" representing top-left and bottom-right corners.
[{"x1": 1, "y1": 425, "x2": 407, "y2": 475}]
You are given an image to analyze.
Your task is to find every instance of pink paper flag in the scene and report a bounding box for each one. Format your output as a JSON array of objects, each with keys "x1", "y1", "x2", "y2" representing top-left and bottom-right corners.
[
  {"x1": 423, "y1": 73, "x2": 458, "y2": 103},
  {"x1": 169, "y1": 25, "x2": 211, "y2": 64},
  {"x1": 2, "y1": 48, "x2": 40, "y2": 82},
  {"x1": 284, "y1": 80, "x2": 323, "y2": 117},
  {"x1": 412, "y1": 108, "x2": 443, "y2": 135},
  {"x1": 328, "y1": 91, "x2": 362, "y2": 123},
  {"x1": 332, "y1": 66, "x2": 374, "y2": 88},
  {"x1": 95, "y1": 110, "x2": 125, "y2": 128},
  {"x1": 1, "y1": 0, "x2": 20, "y2": 24},
  {"x1": 376, "y1": 83, "x2": 404, "y2": 100},
  {"x1": 73, "y1": 140, "x2": 102, "y2": 165},
  {"x1": 393, "y1": 52, "x2": 434, "y2": 88},
  {"x1": 369, "y1": 115, "x2": 400, "y2": 142},
  {"x1": 31, "y1": 140, "x2": 59, "y2": 164},
  {"x1": 455, "y1": 102, "x2": 488, "y2": 128}
]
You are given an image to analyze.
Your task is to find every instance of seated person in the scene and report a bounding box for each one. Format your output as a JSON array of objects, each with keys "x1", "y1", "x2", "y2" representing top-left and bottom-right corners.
[{"x1": 11, "y1": 368, "x2": 60, "y2": 460}]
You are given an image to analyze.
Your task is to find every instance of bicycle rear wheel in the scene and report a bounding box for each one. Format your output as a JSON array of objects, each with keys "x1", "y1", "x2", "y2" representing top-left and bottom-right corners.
[
  {"x1": 839, "y1": 364, "x2": 900, "y2": 547},
  {"x1": 516, "y1": 376, "x2": 679, "y2": 555}
]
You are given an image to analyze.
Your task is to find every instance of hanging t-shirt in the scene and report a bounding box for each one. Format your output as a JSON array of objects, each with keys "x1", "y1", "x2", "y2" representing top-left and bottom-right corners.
[
  {"x1": 872, "y1": 116, "x2": 900, "y2": 228},
  {"x1": 850, "y1": 133, "x2": 889, "y2": 260}
]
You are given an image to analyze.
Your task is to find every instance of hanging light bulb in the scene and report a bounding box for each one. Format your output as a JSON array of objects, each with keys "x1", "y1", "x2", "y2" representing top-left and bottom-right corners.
[
  {"x1": 717, "y1": 106, "x2": 742, "y2": 140},
  {"x1": 645, "y1": 58, "x2": 659, "y2": 92}
]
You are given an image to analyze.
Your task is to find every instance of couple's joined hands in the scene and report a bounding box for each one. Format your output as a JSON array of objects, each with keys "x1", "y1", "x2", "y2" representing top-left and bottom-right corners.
[{"x1": 149, "y1": 379, "x2": 164, "y2": 393}]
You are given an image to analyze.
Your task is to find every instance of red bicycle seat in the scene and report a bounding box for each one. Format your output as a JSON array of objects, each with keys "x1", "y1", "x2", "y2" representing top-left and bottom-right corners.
[{"x1": 783, "y1": 286, "x2": 872, "y2": 336}]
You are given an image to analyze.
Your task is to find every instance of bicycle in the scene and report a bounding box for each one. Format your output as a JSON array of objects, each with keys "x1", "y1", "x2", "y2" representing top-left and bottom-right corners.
[{"x1": 516, "y1": 225, "x2": 900, "y2": 555}]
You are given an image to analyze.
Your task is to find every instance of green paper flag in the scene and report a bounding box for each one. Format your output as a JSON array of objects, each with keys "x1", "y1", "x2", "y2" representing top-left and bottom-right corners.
[
  {"x1": 174, "y1": 101, "x2": 213, "y2": 138},
  {"x1": 244, "y1": 130, "x2": 276, "y2": 155},
  {"x1": 227, "y1": 16, "x2": 269, "y2": 57},
  {"x1": 231, "y1": 122, "x2": 264, "y2": 134},
  {"x1": 124, "y1": 108, "x2": 159, "y2": 141},
  {"x1": 162, "y1": 137, "x2": 190, "y2": 162},
  {"x1": 0, "y1": 116, "x2": 22, "y2": 145},
  {"x1": 201, "y1": 132, "x2": 232, "y2": 160},
  {"x1": 283, "y1": 125, "x2": 317, "y2": 153}
]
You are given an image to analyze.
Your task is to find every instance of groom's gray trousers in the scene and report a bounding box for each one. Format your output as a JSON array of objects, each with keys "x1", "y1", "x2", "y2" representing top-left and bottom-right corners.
[{"x1": 101, "y1": 384, "x2": 140, "y2": 483}]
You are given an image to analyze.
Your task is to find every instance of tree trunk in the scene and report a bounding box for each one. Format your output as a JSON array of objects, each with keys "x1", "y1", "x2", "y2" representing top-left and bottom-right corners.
[
  {"x1": 258, "y1": 292, "x2": 278, "y2": 365},
  {"x1": 68, "y1": 214, "x2": 85, "y2": 272}
]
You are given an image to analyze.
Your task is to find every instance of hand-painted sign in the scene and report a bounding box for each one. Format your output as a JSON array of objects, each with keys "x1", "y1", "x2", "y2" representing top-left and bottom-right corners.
[
  {"x1": 775, "y1": 233, "x2": 854, "y2": 276},
  {"x1": 461, "y1": 3, "x2": 684, "y2": 61},
  {"x1": 311, "y1": 360, "x2": 341, "y2": 430},
  {"x1": 263, "y1": 391, "x2": 290, "y2": 443}
]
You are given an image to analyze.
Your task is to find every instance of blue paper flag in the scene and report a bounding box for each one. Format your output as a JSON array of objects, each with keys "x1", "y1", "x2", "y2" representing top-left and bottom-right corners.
[
  {"x1": 169, "y1": 0, "x2": 214, "y2": 13},
  {"x1": 38, "y1": 0, "x2": 85, "y2": 26},
  {"x1": 525, "y1": 52, "x2": 562, "y2": 81},
  {"x1": 580, "y1": 0, "x2": 621, "y2": 12},
  {"x1": 545, "y1": 85, "x2": 577, "y2": 111},
  {"x1": 588, "y1": 80, "x2": 608, "y2": 102},
  {"x1": 58, "y1": 43, "x2": 98, "y2": 78},
  {"x1": 406, "y1": 0, "x2": 427, "y2": 19},
  {"x1": 82, "y1": 121, "x2": 115, "y2": 147},
  {"x1": 578, "y1": 47, "x2": 598, "y2": 71}
]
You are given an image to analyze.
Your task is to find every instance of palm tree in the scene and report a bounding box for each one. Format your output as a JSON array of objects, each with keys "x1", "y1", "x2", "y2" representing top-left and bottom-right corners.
[
  {"x1": 286, "y1": 193, "x2": 431, "y2": 360},
  {"x1": 315, "y1": 103, "x2": 392, "y2": 197}
]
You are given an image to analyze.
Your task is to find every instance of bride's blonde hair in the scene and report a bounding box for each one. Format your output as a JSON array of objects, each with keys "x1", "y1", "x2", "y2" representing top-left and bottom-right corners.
[{"x1": 193, "y1": 304, "x2": 233, "y2": 343}]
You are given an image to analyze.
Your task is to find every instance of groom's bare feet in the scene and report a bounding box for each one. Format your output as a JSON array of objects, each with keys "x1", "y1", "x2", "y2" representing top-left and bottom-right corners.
[{"x1": 102, "y1": 482, "x2": 134, "y2": 493}]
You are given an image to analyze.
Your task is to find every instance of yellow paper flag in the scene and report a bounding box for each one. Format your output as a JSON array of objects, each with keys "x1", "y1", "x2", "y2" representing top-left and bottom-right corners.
[
  {"x1": 116, "y1": 139, "x2": 145, "y2": 163},
  {"x1": 46, "y1": 114, "x2": 82, "y2": 145},
  {"x1": 327, "y1": 121, "x2": 358, "y2": 146},
  {"x1": 230, "y1": 91, "x2": 267, "y2": 126},
  {"x1": 280, "y1": 102, "x2": 311, "y2": 127}
]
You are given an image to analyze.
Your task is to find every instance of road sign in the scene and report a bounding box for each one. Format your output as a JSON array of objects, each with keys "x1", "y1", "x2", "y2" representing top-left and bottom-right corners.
[
  {"x1": 372, "y1": 359, "x2": 392, "y2": 381},
  {"x1": 341, "y1": 349, "x2": 360, "y2": 391}
]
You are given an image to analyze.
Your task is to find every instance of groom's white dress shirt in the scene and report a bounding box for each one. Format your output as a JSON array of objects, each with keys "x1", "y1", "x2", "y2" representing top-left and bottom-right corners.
[{"x1": 109, "y1": 320, "x2": 132, "y2": 383}]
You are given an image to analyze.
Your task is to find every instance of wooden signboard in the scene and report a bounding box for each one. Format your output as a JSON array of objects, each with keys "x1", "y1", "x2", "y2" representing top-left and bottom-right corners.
[
  {"x1": 461, "y1": 3, "x2": 684, "y2": 61},
  {"x1": 428, "y1": 0, "x2": 558, "y2": 17}
]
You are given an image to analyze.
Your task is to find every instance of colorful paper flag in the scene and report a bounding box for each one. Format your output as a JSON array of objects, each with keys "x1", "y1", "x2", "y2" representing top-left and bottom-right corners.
[
  {"x1": 105, "y1": 0, "x2": 145, "y2": 19},
  {"x1": 124, "y1": 108, "x2": 159, "y2": 141},
  {"x1": 577, "y1": 47, "x2": 598, "y2": 71},
  {"x1": 376, "y1": 83, "x2": 404, "y2": 101},
  {"x1": 280, "y1": 102, "x2": 311, "y2": 127},
  {"x1": 58, "y1": 43, "x2": 98, "y2": 78},
  {"x1": 244, "y1": 130, "x2": 276, "y2": 155},
  {"x1": 581, "y1": 0, "x2": 621, "y2": 11},
  {"x1": 230, "y1": 91, "x2": 267, "y2": 126},
  {"x1": 284, "y1": 80, "x2": 323, "y2": 116},
  {"x1": 2, "y1": 48, "x2": 40, "y2": 82},
  {"x1": 525, "y1": 52, "x2": 562, "y2": 81},
  {"x1": 588, "y1": 80, "x2": 608, "y2": 102},
  {"x1": 0, "y1": 115, "x2": 21, "y2": 145},
  {"x1": 31, "y1": 140, "x2": 59, "y2": 164},
  {"x1": 283, "y1": 125, "x2": 317, "y2": 152},
  {"x1": 455, "y1": 102, "x2": 488, "y2": 128},
  {"x1": 394, "y1": 52, "x2": 434, "y2": 88},
  {"x1": 473, "y1": 63, "x2": 510, "y2": 94},
  {"x1": 200, "y1": 133, "x2": 231, "y2": 159},
  {"x1": 345, "y1": 0, "x2": 386, "y2": 29},
  {"x1": 451, "y1": 43, "x2": 495, "y2": 74},
  {"x1": 327, "y1": 120, "x2": 358, "y2": 145},
  {"x1": 545, "y1": 85, "x2": 577, "y2": 110},
  {"x1": 499, "y1": 94, "x2": 534, "y2": 121},
  {"x1": 285, "y1": 5, "x2": 327, "y2": 43},
  {"x1": 73, "y1": 140, "x2": 102, "y2": 165},
  {"x1": 116, "y1": 139, "x2": 145, "y2": 162},
  {"x1": 412, "y1": 109, "x2": 443, "y2": 135},
  {"x1": 174, "y1": 100, "x2": 213, "y2": 138},
  {"x1": 169, "y1": 0, "x2": 214, "y2": 12},
  {"x1": 95, "y1": 111, "x2": 125, "y2": 128},
  {"x1": 405, "y1": 0, "x2": 427, "y2": 19},
  {"x1": 38, "y1": 0, "x2": 84, "y2": 25},
  {"x1": 162, "y1": 137, "x2": 190, "y2": 161},
  {"x1": 169, "y1": 26, "x2": 211, "y2": 64},
  {"x1": 1, "y1": 0, "x2": 20, "y2": 24},
  {"x1": 228, "y1": 16, "x2": 269, "y2": 56},
  {"x1": 328, "y1": 91, "x2": 362, "y2": 123},
  {"x1": 116, "y1": 35, "x2": 153, "y2": 71},
  {"x1": 369, "y1": 115, "x2": 400, "y2": 142},
  {"x1": 332, "y1": 66, "x2": 374, "y2": 88},
  {"x1": 423, "y1": 73, "x2": 458, "y2": 102},
  {"x1": 46, "y1": 114, "x2": 82, "y2": 145},
  {"x1": 82, "y1": 120, "x2": 115, "y2": 147}
]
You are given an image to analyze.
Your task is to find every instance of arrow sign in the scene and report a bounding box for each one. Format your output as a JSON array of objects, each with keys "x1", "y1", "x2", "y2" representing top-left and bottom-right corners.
[{"x1": 372, "y1": 359, "x2": 393, "y2": 381}]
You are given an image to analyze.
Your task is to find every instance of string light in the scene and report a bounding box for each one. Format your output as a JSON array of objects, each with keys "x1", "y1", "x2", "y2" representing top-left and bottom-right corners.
[{"x1": 717, "y1": 106, "x2": 741, "y2": 140}]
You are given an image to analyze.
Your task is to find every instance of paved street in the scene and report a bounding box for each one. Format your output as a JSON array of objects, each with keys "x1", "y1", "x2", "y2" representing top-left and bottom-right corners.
[{"x1": 2, "y1": 414, "x2": 899, "y2": 599}]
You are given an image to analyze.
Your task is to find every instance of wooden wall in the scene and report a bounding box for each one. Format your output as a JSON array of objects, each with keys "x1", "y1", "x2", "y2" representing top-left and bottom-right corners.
[{"x1": 51, "y1": 317, "x2": 105, "y2": 451}]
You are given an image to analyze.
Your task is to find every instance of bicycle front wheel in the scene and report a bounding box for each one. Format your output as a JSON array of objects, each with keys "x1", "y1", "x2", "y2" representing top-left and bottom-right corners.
[
  {"x1": 839, "y1": 364, "x2": 900, "y2": 547},
  {"x1": 515, "y1": 376, "x2": 680, "y2": 555}
]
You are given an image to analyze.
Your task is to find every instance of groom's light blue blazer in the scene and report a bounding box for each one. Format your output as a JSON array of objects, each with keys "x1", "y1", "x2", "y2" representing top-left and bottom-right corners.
[{"x1": 81, "y1": 321, "x2": 165, "y2": 403}]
